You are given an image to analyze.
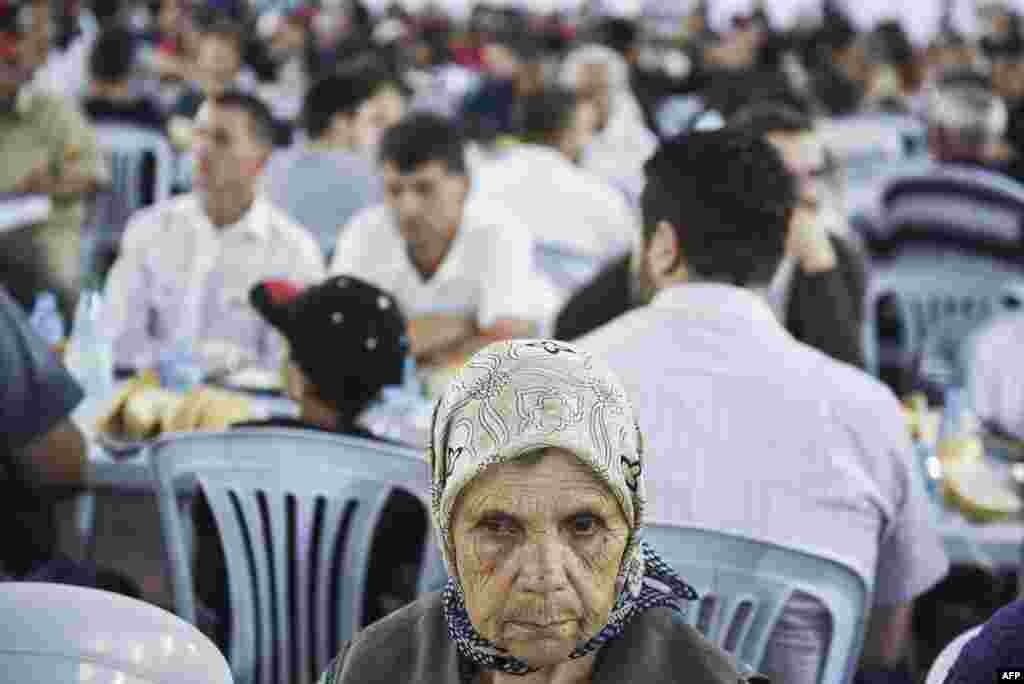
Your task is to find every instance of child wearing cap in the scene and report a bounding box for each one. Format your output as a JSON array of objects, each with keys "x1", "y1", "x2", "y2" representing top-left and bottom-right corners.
[{"x1": 191, "y1": 275, "x2": 428, "y2": 648}]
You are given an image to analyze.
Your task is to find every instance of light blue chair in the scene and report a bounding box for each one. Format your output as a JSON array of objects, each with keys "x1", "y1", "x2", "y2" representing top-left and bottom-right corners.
[
  {"x1": 532, "y1": 242, "x2": 606, "y2": 294},
  {"x1": 83, "y1": 124, "x2": 174, "y2": 281},
  {"x1": 151, "y1": 429, "x2": 436, "y2": 684},
  {"x1": 643, "y1": 524, "x2": 871, "y2": 684},
  {"x1": 862, "y1": 250, "x2": 1024, "y2": 378}
]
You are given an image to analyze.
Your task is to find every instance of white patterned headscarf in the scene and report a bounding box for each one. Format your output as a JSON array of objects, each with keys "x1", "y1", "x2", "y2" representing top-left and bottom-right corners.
[{"x1": 427, "y1": 339, "x2": 696, "y2": 678}]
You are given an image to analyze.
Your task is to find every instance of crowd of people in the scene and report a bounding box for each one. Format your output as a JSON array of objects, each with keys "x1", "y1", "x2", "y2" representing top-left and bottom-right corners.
[{"x1": 6, "y1": 0, "x2": 1024, "y2": 682}]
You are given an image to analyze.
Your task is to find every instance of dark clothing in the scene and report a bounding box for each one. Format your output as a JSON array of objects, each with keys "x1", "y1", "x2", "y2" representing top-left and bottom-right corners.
[
  {"x1": 83, "y1": 97, "x2": 167, "y2": 132},
  {"x1": 193, "y1": 418, "x2": 428, "y2": 650},
  {"x1": 0, "y1": 287, "x2": 83, "y2": 576},
  {"x1": 786, "y1": 236, "x2": 867, "y2": 369},
  {"x1": 172, "y1": 88, "x2": 205, "y2": 121},
  {"x1": 319, "y1": 591, "x2": 764, "y2": 683},
  {"x1": 459, "y1": 78, "x2": 521, "y2": 142},
  {"x1": 553, "y1": 235, "x2": 867, "y2": 369}
]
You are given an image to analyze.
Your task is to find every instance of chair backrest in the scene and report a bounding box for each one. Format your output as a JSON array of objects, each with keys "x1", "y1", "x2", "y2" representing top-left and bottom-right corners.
[
  {"x1": 862, "y1": 250, "x2": 1024, "y2": 377},
  {"x1": 643, "y1": 524, "x2": 871, "y2": 684},
  {"x1": 151, "y1": 428, "x2": 433, "y2": 684},
  {"x1": 925, "y1": 625, "x2": 983, "y2": 684},
  {"x1": 89, "y1": 124, "x2": 174, "y2": 246},
  {"x1": 532, "y1": 241, "x2": 606, "y2": 293},
  {"x1": 0, "y1": 582, "x2": 232, "y2": 683}
]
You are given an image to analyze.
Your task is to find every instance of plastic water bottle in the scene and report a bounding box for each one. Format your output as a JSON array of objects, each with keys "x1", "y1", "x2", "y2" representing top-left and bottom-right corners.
[
  {"x1": 28, "y1": 291, "x2": 65, "y2": 353},
  {"x1": 64, "y1": 291, "x2": 115, "y2": 433},
  {"x1": 402, "y1": 356, "x2": 423, "y2": 398}
]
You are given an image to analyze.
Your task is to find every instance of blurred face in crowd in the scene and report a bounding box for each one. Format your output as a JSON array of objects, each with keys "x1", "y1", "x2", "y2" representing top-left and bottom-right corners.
[
  {"x1": 382, "y1": 160, "x2": 469, "y2": 271},
  {"x1": 270, "y1": 16, "x2": 306, "y2": 62},
  {"x1": 351, "y1": 85, "x2": 406, "y2": 153},
  {"x1": 765, "y1": 130, "x2": 826, "y2": 210},
  {"x1": 993, "y1": 57, "x2": 1024, "y2": 102},
  {"x1": 159, "y1": 0, "x2": 187, "y2": 37},
  {"x1": 196, "y1": 34, "x2": 242, "y2": 98},
  {"x1": 558, "y1": 99, "x2": 598, "y2": 165},
  {"x1": 0, "y1": 1, "x2": 51, "y2": 97},
  {"x1": 192, "y1": 102, "x2": 270, "y2": 197},
  {"x1": 451, "y1": 449, "x2": 628, "y2": 669},
  {"x1": 575, "y1": 61, "x2": 612, "y2": 131},
  {"x1": 485, "y1": 42, "x2": 522, "y2": 79}
]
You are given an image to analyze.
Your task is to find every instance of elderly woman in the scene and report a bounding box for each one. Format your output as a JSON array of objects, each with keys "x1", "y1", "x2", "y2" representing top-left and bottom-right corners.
[{"x1": 317, "y1": 339, "x2": 763, "y2": 683}]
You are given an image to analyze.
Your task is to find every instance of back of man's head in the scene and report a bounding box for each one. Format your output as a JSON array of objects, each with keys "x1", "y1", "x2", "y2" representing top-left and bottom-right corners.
[
  {"x1": 302, "y1": 69, "x2": 385, "y2": 140},
  {"x1": 520, "y1": 87, "x2": 579, "y2": 147},
  {"x1": 378, "y1": 112, "x2": 467, "y2": 175},
  {"x1": 89, "y1": 26, "x2": 135, "y2": 84},
  {"x1": 927, "y1": 67, "x2": 1008, "y2": 157},
  {"x1": 641, "y1": 129, "x2": 798, "y2": 287},
  {"x1": 728, "y1": 102, "x2": 813, "y2": 138}
]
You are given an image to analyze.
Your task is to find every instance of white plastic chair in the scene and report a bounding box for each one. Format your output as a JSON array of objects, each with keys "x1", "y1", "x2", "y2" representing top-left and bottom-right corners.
[
  {"x1": 0, "y1": 582, "x2": 232, "y2": 683},
  {"x1": 151, "y1": 429, "x2": 437, "y2": 684},
  {"x1": 924, "y1": 625, "x2": 983, "y2": 684},
  {"x1": 643, "y1": 524, "x2": 872, "y2": 684}
]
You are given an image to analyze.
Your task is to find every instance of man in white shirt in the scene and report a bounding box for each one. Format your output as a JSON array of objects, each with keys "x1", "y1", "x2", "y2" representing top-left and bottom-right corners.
[
  {"x1": 559, "y1": 44, "x2": 659, "y2": 206},
  {"x1": 330, "y1": 113, "x2": 539, "y2": 366},
  {"x1": 105, "y1": 91, "x2": 324, "y2": 375},
  {"x1": 579, "y1": 130, "x2": 948, "y2": 684},
  {"x1": 472, "y1": 87, "x2": 637, "y2": 307}
]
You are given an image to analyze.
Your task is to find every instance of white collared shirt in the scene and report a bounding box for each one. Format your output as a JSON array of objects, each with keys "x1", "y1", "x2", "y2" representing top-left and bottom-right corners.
[
  {"x1": 579, "y1": 283, "x2": 948, "y2": 684},
  {"x1": 104, "y1": 194, "x2": 325, "y2": 372},
  {"x1": 967, "y1": 313, "x2": 1024, "y2": 440},
  {"x1": 329, "y1": 200, "x2": 547, "y2": 328},
  {"x1": 472, "y1": 144, "x2": 638, "y2": 259}
]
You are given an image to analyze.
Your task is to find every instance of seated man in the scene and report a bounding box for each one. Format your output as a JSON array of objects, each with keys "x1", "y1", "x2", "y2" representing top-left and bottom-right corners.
[
  {"x1": 191, "y1": 275, "x2": 427, "y2": 647},
  {"x1": 260, "y1": 68, "x2": 390, "y2": 258},
  {"x1": 330, "y1": 113, "x2": 541, "y2": 366},
  {"x1": 0, "y1": 0, "x2": 109, "y2": 320},
  {"x1": 104, "y1": 91, "x2": 324, "y2": 376},
  {"x1": 579, "y1": 129, "x2": 948, "y2": 684},
  {"x1": 83, "y1": 26, "x2": 166, "y2": 132},
  {"x1": 0, "y1": 285, "x2": 139, "y2": 597}
]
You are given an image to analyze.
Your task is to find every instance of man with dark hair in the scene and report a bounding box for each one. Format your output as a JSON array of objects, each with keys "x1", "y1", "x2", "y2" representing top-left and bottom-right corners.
[
  {"x1": 83, "y1": 26, "x2": 165, "y2": 131},
  {"x1": 104, "y1": 89, "x2": 324, "y2": 376},
  {"x1": 330, "y1": 113, "x2": 540, "y2": 365},
  {"x1": 473, "y1": 87, "x2": 634, "y2": 327},
  {"x1": 579, "y1": 129, "x2": 948, "y2": 684},
  {"x1": 261, "y1": 69, "x2": 394, "y2": 257}
]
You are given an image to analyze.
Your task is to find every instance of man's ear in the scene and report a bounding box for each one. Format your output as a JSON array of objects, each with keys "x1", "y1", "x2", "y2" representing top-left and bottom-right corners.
[{"x1": 649, "y1": 220, "x2": 682, "y2": 278}]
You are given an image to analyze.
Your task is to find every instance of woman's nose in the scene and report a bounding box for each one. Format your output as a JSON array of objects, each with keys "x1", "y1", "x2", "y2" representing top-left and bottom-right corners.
[{"x1": 518, "y1": 535, "x2": 570, "y2": 593}]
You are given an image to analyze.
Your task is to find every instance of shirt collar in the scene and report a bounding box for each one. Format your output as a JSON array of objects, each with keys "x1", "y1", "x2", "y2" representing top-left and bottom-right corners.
[
  {"x1": 194, "y1": 194, "x2": 271, "y2": 241},
  {"x1": 649, "y1": 283, "x2": 785, "y2": 334}
]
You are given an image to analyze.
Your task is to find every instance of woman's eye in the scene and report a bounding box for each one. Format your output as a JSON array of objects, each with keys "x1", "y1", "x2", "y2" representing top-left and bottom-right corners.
[
  {"x1": 481, "y1": 518, "x2": 516, "y2": 535},
  {"x1": 570, "y1": 514, "x2": 601, "y2": 536}
]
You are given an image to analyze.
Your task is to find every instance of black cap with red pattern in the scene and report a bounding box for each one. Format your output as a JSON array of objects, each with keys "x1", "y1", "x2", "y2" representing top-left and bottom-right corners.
[{"x1": 250, "y1": 276, "x2": 409, "y2": 412}]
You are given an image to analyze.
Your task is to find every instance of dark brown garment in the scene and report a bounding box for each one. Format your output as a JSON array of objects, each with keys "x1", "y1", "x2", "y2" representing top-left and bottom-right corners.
[{"x1": 319, "y1": 591, "x2": 767, "y2": 684}]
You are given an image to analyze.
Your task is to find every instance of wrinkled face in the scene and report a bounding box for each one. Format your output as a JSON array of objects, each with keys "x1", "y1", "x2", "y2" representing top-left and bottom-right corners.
[
  {"x1": 193, "y1": 102, "x2": 269, "y2": 194},
  {"x1": 196, "y1": 35, "x2": 242, "y2": 98},
  {"x1": 352, "y1": 87, "x2": 406, "y2": 153},
  {"x1": 382, "y1": 160, "x2": 467, "y2": 267},
  {"x1": 576, "y1": 62, "x2": 612, "y2": 131},
  {"x1": 451, "y1": 449, "x2": 629, "y2": 668}
]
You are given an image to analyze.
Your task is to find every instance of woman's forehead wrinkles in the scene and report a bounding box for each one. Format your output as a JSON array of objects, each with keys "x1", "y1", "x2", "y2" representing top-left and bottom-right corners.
[{"x1": 460, "y1": 479, "x2": 619, "y2": 520}]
